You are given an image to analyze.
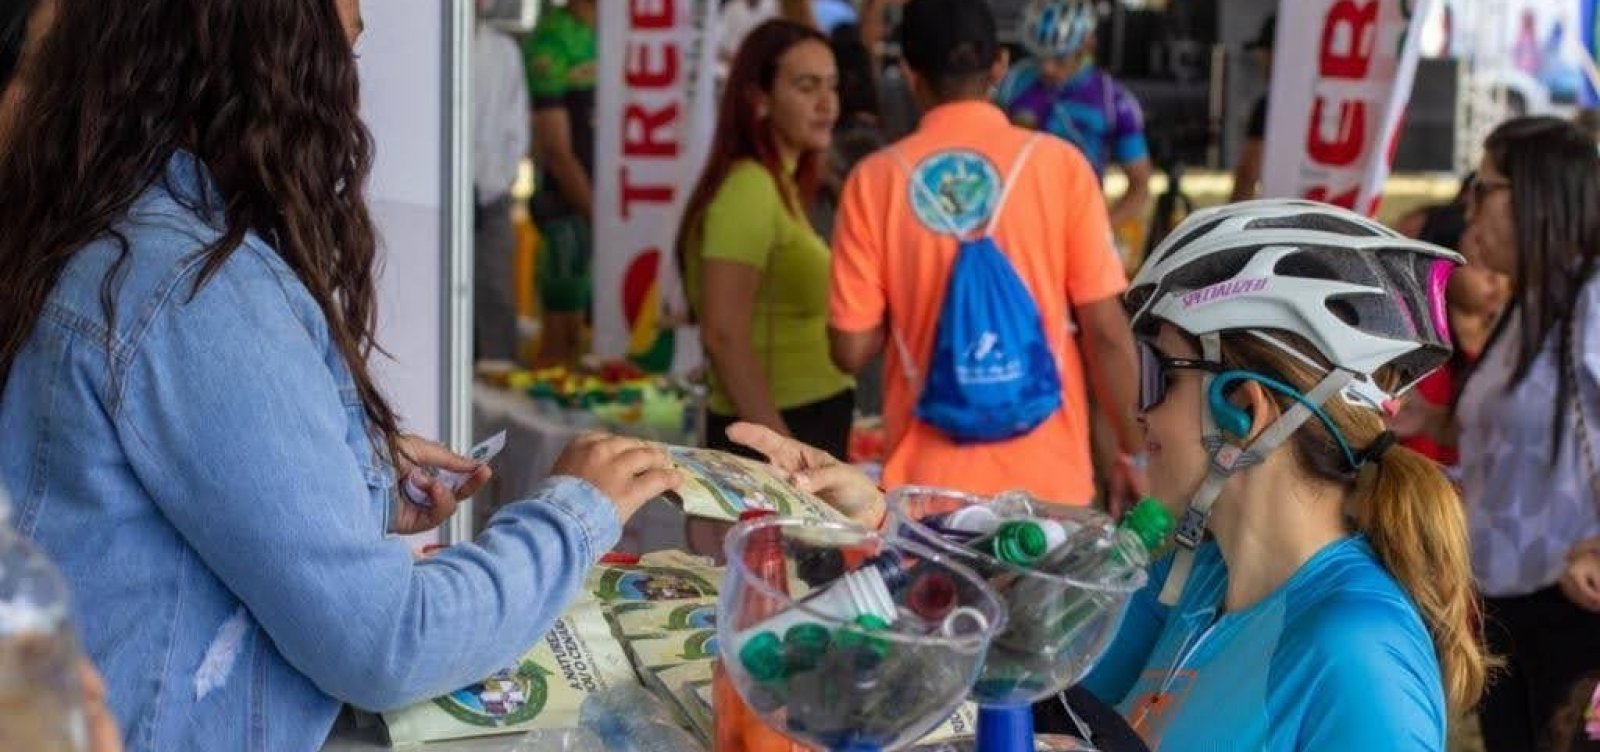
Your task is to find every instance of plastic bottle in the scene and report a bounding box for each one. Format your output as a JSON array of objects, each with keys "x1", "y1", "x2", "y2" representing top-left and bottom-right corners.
[
  {"x1": 969, "y1": 520, "x2": 1051, "y2": 567},
  {"x1": 579, "y1": 684, "x2": 701, "y2": 752},
  {"x1": 922, "y1": 506, "x2": 1003, "y2": 542},
  {"x1": 0, "y1": 484, "x2": 88, "y2": 752},
  {"x1": 715, "y1": 510, "x2": 805, "y2": 752},
  {"x1": 735, "y1": 565, "x2": 897, "y2": 672},
  {"x1": 1025, "y1": 499, "x2": 1171, "y2": 579},
  {"x1": 997, "y1": 499, "x2": 1174, "y2": 656}
]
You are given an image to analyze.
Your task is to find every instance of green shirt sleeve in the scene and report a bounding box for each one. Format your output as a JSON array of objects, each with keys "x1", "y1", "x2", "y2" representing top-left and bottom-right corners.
[
  {"x1": 524, "y1": 26, "x2": 569, "y2": 105},
  {"x1": 699, "y1": 163, "x2": 786, "y2": 271}
]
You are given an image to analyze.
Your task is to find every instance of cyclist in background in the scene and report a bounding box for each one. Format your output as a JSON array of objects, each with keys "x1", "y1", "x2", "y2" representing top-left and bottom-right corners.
[{"x1": 995, "y1": 0, "x2": 1152, "y2": 240}]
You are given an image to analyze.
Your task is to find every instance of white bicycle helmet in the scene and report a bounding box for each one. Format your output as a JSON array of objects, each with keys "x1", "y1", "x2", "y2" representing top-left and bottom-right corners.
[
  {"x1": 1125, "y1": 199, "x2": 1463, "y2": 604},
  {"x1": 1021, "y1": 0, "x2": 1099, "y2": 60},
  {"x1": 1127, "y1": 198, "x2": 1463, "y2": 411}
]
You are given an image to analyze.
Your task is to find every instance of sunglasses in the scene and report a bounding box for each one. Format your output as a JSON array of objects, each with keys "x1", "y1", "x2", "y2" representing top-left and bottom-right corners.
[{"x1": 1137, "y1": 340, "x2": 1225, "y2": 413}]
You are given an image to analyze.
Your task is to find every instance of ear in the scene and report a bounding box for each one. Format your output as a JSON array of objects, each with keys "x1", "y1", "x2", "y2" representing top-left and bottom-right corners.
[
  {"x1": 747, "y1": 85, "x2": 771, "y2": 120},
  {"x1": 900, "y1": 60, "x2": 934, "y2": 110},
  {"x1": 990, "y1": 48, "x2": 1010, "y2": 88},
  {"x1": 1234, "y1": 379, "x2": 1283, "y2": 445}
]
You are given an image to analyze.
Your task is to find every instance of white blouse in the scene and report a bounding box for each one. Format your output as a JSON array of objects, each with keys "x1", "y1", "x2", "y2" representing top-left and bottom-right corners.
[{"x1": 1459, "y1": 274, "x2": 1600, "y2": 597}]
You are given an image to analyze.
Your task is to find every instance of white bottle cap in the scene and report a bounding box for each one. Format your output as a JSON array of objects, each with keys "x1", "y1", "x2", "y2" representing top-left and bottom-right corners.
[{"x1": 941, "y1": 506, "x2": 1002, "y2": 535}]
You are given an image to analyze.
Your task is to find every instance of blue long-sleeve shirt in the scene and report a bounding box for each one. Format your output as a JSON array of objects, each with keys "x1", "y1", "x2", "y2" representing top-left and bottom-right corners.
[
  {"x1": 1082, "y1": 536, "x2": 1448, "y2": 751},
  {"x1": 0, "y1": 152, "x2": 621, "y2": 752}
]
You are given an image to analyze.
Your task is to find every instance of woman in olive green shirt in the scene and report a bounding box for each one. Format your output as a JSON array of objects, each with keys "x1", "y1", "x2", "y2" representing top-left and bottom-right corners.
[{"x1": 675, "y1": 19, "x2": 854, "y2": 458}]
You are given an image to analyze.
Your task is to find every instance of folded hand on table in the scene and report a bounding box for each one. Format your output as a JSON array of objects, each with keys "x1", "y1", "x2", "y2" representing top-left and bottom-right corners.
[
  {"x1": 725, "y1": 422, "x2": 886, "y2": 528},
  {"x1": 390, "y1": 435, "x2": 494, "y2": 535}
]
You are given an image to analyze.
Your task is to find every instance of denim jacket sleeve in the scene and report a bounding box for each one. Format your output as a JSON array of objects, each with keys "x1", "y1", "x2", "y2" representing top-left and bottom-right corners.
[{"x1": 110, "y1": 244, "x2": 621, "y2": 712}]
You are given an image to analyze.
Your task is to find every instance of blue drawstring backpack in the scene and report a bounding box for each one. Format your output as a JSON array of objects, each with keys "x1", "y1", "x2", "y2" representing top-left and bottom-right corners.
[{"x1": 891, "y1": 136, "x2": 1063, "y2": 443}]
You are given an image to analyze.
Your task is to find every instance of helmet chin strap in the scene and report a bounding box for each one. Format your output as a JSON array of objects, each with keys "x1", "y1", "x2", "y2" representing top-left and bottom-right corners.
[{"x1": 1157, "y1": 334, "x2": 1357, "y2": 606}]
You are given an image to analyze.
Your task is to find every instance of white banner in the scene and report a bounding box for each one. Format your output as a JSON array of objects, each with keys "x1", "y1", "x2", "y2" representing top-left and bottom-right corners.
[
  {"x1": 593, "y1": 0, "x2": 718, "y2": 372},
  {"x1": 1261, "y1": 0, "x2": 1436, "y2": 216}
]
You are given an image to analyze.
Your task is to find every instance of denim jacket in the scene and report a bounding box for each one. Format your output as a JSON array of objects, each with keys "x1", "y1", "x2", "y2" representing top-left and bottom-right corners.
[{"x1": 0, "y1": 153, "x2": 621, "y2": 752}]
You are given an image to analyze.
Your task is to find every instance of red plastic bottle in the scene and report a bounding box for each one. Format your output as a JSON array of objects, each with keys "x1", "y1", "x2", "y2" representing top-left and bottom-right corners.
[{"x1": 714, "y1": 510, "x2": 804, "y2": 752}]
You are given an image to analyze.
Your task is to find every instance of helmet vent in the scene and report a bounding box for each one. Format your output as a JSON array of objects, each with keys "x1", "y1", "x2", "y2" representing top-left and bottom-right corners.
[
  {"x1": 1149, "y1": 216, "x2": 1228, "y2": 269},
  {"x1": 1163, "y1": 245, "x2": 1257, "y2": 292},
  {"x1": 1246, "y1": 214, "x2": 1383, "y2": 237}
]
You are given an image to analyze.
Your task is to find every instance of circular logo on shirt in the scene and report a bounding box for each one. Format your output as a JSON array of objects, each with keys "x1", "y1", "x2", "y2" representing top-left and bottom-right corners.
[
  {"x1": 908, "y1": 150, "x2": 1002, "y2": 236},
  {"x1": 434, "y1": 661, "x2": 551, "y2": 727}
]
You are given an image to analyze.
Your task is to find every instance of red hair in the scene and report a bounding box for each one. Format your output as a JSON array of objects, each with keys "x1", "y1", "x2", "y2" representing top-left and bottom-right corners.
[{"x1": 674, "y1": 20, "x2": 829, "y2": 292}]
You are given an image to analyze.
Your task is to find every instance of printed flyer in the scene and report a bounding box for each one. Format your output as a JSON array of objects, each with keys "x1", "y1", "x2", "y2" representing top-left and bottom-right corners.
[
  {"x1": 586, "y1": 550, "x2": 723, "y2": 603},
  {"x1": 663, "y1": 446, "x2": 848, "y2": 524},
  {"x1": 380, "y1": 600, "x2": 635, "y2": 743}
]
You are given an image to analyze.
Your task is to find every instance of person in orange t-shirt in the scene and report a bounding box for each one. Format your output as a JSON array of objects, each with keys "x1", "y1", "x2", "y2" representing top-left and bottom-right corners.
[{"x1": 827, "y1": 0, "x2": 1145, "y2": 507}]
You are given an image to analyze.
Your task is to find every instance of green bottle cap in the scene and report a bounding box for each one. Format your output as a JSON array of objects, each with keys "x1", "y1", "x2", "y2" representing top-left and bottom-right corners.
[
  {"x1": 1124, "y1": 498, "x2": 1175, "y2": 552},
  {"x1": 834, "y1": 613, "x2": 892, "y2": 661},
  {"x1": 854, "y1": 613, "x2": 890, "y2": 632},
  {"x1": 738, "y1": 631, "x2": 786, "y2": 682},
  {"x1": 783, "y1": 623, "x2": 832, "y2": 673},
  {"x1": 991, "y1": 520, "x2": 1048, "y2": 566}
]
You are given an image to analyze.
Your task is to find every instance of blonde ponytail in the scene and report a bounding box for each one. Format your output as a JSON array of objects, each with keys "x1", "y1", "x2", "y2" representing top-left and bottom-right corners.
[
  {"x1": 1222, "y1": 332, "x2": 1494, "y2": 714},
  {"x1": 1352, "y1": 444, "x2": 1490, "y2": 713}
]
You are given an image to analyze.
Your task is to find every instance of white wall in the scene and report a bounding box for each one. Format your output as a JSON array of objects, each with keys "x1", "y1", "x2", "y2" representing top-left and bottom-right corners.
[
  {"x1": 1219, "y1": 0, "x2": 1278, "y2": 167},
  {"x1": 359, "y1": 2, "x2": 446, "y2": 441}
]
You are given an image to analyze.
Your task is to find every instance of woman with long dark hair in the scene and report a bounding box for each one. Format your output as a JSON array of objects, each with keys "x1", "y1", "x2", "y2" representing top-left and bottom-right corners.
[
  {"x1": 1457, "y1": 116, "x2": 1600, "y2": 752},
  {"x1": 0, "y1": 2, "x2": 678, "y2": 750},
  {"x1": 677, "y1": 19, "x2": 855, "y2": 458}
]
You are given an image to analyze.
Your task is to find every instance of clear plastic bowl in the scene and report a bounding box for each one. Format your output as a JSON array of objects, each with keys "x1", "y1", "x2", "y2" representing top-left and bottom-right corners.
[
  {"x1": 887, "y1": 488, "x2": 1147, "y2": 707},
  {"x1": 718, "y1": 518, "x2": 1008, "y2": 751}
]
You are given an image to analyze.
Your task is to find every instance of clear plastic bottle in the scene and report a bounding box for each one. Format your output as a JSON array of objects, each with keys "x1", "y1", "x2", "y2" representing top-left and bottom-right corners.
[
  {"x1": 0, "y1": 485, "x2": 87, "y2": 752},
  {"x1": 1030, "y1": 498, "x2": 1173, "y2": 580},
  {"x1": 998, "y1": 499, "x2": 1173, "y2": 656},
  {"x1": 969, "y1": 520, "x2": 1051, "y2": 567},
  {"x1": 578, "y1": 684, "x2": 702, "y2": 752}
]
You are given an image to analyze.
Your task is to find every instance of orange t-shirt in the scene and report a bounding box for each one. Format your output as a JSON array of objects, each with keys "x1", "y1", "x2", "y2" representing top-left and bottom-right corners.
[{"x1": 830, "y1": 101, "x2": 1128, "y2": 504}]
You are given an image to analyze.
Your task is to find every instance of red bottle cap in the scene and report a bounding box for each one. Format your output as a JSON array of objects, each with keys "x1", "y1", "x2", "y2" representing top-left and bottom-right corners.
[{"x1": 907, "y1": 571, "x2": 957, "y2": 621}]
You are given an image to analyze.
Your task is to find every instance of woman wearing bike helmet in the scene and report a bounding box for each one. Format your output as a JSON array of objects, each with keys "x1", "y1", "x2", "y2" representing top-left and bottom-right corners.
[
  {"x1": 726, "y1": 199, "x2": 1490, "y2": 750},
  {"x1": 1078, "y1": 198, "x2": 1490, "y2": 749}
]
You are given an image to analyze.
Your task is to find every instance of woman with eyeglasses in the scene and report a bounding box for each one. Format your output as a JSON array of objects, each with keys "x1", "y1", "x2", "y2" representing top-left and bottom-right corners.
[
  {"x1": 727, "y1": 199, "x2": 1489, "y2": 750},
  {"x1": 1455, "y1": 116, "x2": 1600, "y2": 752}
]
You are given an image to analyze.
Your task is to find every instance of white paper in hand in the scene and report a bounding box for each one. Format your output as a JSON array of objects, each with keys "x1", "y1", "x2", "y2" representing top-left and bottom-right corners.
[{"x1": 403, "y1": 430, "x2": 508, "y2": 507}]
